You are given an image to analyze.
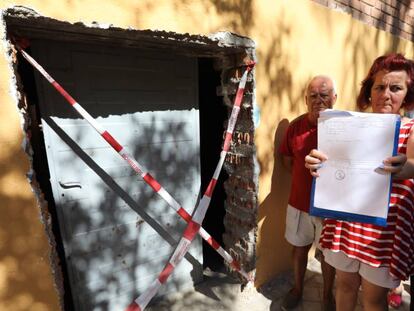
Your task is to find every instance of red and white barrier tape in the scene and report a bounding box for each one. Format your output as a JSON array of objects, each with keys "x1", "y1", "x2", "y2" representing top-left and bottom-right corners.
[
  {"x1": 126, "y1": 65, "x2": 253, "y2": 311},
  {"x1": 16, "y1": 43, "x2": 254, "y2": 286}
]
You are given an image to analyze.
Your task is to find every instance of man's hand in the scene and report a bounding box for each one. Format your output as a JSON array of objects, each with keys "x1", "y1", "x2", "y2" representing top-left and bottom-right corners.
[{"x1": 305, "y1": 149, "x2": 328, "y2": 177}]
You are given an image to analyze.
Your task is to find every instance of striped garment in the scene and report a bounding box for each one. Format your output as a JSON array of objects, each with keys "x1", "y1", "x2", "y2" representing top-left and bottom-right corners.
[{"x1": 320, "y1": 119, "x2": 414, "y2": 280}]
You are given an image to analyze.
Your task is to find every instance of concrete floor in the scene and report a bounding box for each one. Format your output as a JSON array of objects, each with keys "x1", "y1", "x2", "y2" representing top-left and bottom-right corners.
[{"x1": 146, "y1": 257, "x2": 412, "y2": 311}]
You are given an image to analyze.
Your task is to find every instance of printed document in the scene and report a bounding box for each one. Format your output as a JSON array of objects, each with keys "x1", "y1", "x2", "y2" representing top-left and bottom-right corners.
[{"x1": 312, "y1": 110, "x2": 400, "y2": 222}]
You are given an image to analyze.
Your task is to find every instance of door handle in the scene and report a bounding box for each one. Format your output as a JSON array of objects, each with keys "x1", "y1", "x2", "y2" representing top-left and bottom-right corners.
[{"x1": 58, "y1": 181, "x2": 82, "y2": 189}]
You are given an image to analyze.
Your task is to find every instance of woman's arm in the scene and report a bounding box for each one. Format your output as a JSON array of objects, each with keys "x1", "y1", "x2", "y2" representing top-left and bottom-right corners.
[
  {"x1": 390, "y1": 128, "x2": 414, "y2": 179},
  {"x1": 387, "y1": 125, "x2": 414, "y2": 179}
]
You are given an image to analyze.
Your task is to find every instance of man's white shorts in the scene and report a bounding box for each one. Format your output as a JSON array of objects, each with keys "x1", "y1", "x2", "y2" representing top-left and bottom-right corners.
[
  {"x1": 285, "y1": 204, "x2": 323, "y2": 248},
  {"x1": 323, "y1": 249, "x2": 400, "y2": 289}
]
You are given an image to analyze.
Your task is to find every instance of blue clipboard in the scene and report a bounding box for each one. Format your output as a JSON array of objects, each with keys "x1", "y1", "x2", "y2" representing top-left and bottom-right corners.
[{"x1": 309, "y1": 113, "x2": 401, "y2": 227}]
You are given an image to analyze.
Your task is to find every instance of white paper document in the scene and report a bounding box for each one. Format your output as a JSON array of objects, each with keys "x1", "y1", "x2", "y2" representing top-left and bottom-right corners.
[{"x1": 310, "y1": 109, "x2": 400, "y2": 226}]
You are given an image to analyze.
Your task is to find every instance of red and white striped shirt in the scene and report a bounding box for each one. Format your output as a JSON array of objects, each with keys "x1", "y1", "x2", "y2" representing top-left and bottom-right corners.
[{"x1": 320, "y1": 119, "x2": 414, "y2": 280}]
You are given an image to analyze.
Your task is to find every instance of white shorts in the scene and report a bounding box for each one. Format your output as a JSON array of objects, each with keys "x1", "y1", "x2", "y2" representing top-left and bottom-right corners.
[
  {"x1": 285, "y1": 205, "x2": 323, "y2": 248},
  {"x1": 323, "y1": 249, "x2": 400, "y2": 289}
]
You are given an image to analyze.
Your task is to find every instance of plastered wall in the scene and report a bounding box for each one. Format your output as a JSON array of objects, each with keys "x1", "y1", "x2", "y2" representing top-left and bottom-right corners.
[{"x1": 1, "y1": 0, "x2": 414, "y2": 309}]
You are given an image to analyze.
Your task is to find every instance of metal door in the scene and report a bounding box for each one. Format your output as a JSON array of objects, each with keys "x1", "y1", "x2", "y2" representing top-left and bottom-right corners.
[{"x1": 31, "y1": 40, "x2": 202, "y2": 310}]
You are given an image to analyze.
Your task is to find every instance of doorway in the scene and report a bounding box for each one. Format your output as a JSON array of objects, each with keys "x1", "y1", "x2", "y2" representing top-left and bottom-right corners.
[
  {"x1": 17, "y1": 39, "x2": 204, "y2": 310},
  {"x1": 199, "y1": 58, "x2": 227, "y2": 272},
  {"x1": 6, "y1": 9, "x2": 256, "y2": 309}
]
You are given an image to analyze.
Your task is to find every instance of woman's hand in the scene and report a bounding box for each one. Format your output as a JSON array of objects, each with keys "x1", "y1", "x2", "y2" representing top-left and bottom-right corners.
[
  {"x1": 305, "y1": 149, "x2": 328, "y2": 177},
  {"x1": 381, "y1": 153, "x2": 407, "y2": 176}
]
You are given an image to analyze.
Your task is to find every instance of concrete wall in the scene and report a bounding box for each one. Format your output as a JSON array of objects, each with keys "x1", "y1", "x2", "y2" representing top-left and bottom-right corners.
[{"x1": 1, "y1": 0, "x2": 414, "y2": 309}]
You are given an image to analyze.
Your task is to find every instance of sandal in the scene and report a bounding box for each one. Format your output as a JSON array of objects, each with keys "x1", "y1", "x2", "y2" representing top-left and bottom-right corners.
[
  {"x1": 387, "y1": 289, "x2": 402, "y2": 309},
  {"x1": 281, "y1": 289, "x2": 302, "y2": 310}
]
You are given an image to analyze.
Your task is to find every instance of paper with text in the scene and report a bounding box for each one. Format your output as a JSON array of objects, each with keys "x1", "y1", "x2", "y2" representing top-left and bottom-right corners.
[{"x1": 310, "y1": 109, "x2": 400, "y2": 226}]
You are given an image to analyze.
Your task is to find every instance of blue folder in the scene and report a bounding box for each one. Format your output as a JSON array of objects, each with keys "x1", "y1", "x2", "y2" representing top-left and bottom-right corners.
[{"x1": 309, "y1": 115, "x2": 401, "y2": 227}]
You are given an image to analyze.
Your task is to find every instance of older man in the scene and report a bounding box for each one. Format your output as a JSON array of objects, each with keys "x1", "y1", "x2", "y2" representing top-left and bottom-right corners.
[{"x1": 278, "y1": 76, "x2": 337, "y2": 310}]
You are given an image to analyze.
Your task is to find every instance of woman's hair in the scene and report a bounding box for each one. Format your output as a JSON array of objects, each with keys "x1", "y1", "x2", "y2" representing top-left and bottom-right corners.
[{"x1": 356, "y1": 53, "x2": 414, "y2": 111}]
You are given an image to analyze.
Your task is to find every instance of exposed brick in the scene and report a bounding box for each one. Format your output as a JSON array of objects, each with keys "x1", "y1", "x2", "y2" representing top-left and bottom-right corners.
[
  {"x1": 226, "y1": 207, "x2": 256, "y2": 225},
  {"x1": 397, "y1": 0, "x2": 411, "y2": 6},
  {"x1": 336, "y1": 2, "x2": 352, "y2": 13},
  {"x1": 400, "y1": 30, "x2": 412, "y2": 40},
  {"x1": 336, "y1": 0, "x2": 351, "y2": 5},
  {"x1": 350, "y1": 0, "x2": 362, "y2": 11},
  {"x1": 226, "y1": 206, "x2": 256, "y2": 223},
  {"x1": 313, "y1": 0, "x2": 329, "y2": 6},
  {"x1": 374, "y1": 0, "x2": 382, "y2": 10},
  {"x1": 226, "y1": 175, "x2": 256, "y2": 191},
  {"x1": 394, "y1": 18, "x2": 405, "y2": 29},
  {"x1": 381, "y1": 4, "x2": 396, "y2": 16},
  {"x1": 382, "y1": 22, "x2": 401, "y2": 35},
  {"x1": 408, "y1": 15, "x2": 414, "y2": 26},
  {"x1": 225, "y1": 193, "x2": 256, "y2": 207},
  {"x1": 380, "y1": 12, "x2": 395, "y2": 25},
  {"x1": 327, "y1": 0, "x2": 338, "y2": 9},
  {"x1": 374, "y1": 18, "x2": 387, "y2": 30},
  {"x1": 361, "y1": 12, "x2": 374, "y2": 24},
  {"x1": 220, "y1": 50, "x2": 257, "y2": 278},
  {"x1": 401, "y1": 21, "x2": 413, "y2": 32},
  {"x1": 224, "y1": 185, "x2": 257, "y2": 204},
  {"x1": 400, "y1": 5, "x2": 408, "y2": 14},
  {"x1": 399, "y1": 10, "x2": 411, "y2": 23},
  {"x1": 362, "y1": 0, "x2": 376, "y2": 5},
  {"x1": 388, "y1": 0, "x2": 398, "y2": 8},
  {"x1": 223, "y1": 218, "x2": 254, "y2": 239},
  {"x1": 229, "y1": 130, "x2": 254, "y2": 145},
  {"x1": 361, "y1": 2, "x2": 372, "y2": 14},
  {"x1": 371, "y1": 7, "x2": 383, "y2": 18},
  {"x1": 214, "y1": 53, "x2": 252, "y2": 71},
  {"x1": 351, "y1": 7, "x2": 362, "y2": 18}
]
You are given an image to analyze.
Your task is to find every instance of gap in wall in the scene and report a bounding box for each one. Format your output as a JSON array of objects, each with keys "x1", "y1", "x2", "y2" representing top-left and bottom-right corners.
[
  {"x1": 13, "y1": 38, "x2": 228, "y2": 309},
  {"x1": 199, "y1": 57, "x2": 227, "y2": 272},
  {"x1": 5, "y1": 10, "x2": 257, "y2": 308}
]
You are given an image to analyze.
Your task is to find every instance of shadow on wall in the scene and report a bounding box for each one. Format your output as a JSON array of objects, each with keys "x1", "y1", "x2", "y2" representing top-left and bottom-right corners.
[
  {"x1": 0, "y1": 144, "x2": 61, "y2": 311},
  {"x1": 253, "y1": 1, "x2": 414, "y2": 287},
  {"x1": 208, "y1": 0, "x2": 255, "y2": 34},
  {"x1": 255, "y1": 10, "x2": 307, "y2": 184},
  {"x1": 172, "y1": 0, "x2": 255, "y2": 34},
  {"x1": 314, "y1": 1, "x2": 414, "y2": 111},
  {"x1": 255, "y1": 119, "x2": 292, "y2": 287},
  {"x1": 253, "y1": 12, "x2": 307, "y2": 286}
]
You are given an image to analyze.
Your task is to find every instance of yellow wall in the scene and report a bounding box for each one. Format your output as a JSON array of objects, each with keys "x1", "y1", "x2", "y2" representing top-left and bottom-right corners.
[
  {"x1": 1, "y1": 0, "x2": 413, "y2": 309},
  {"x1": 0, "y1": 48, "x2": 59, "y2": 309}
]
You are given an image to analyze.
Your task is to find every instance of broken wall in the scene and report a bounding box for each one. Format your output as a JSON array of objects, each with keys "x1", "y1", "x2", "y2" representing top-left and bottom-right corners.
[{"x1": 1, "y1": 1, "x2": 414, "y2": 310}]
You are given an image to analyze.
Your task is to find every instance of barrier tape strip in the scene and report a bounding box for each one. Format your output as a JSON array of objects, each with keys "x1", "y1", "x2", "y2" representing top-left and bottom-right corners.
[
  {"x1": 126, "y1": 64, "x2": 254, "y2": 311},
  {"x1": 15, "y1": 43, "x2": 254, "y2": 285}
]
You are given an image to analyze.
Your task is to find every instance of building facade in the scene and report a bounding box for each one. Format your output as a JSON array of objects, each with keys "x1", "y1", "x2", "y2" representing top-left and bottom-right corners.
[{"x1": 0, "y1": 0, "x2": 413, "y2": 310}]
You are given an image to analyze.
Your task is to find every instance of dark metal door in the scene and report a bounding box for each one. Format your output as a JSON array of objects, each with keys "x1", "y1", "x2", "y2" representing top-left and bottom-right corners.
[{"x1": 32, "y1": 40, "x2": 202, "y2": 310}]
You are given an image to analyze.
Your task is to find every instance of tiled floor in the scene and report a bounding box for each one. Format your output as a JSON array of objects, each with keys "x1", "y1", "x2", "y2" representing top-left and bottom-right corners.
[
  {"x1": 147, "y1": 257, "x2": 412, "y2": 310},
  {"x1": 261, "y1": 257, "x2": 411, "y2": 311}
]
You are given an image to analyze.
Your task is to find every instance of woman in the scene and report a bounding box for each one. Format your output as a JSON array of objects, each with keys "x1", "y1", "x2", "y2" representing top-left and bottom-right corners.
[{"x1": 305, "y1": 54, "x2": 414, "y2": 311}]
